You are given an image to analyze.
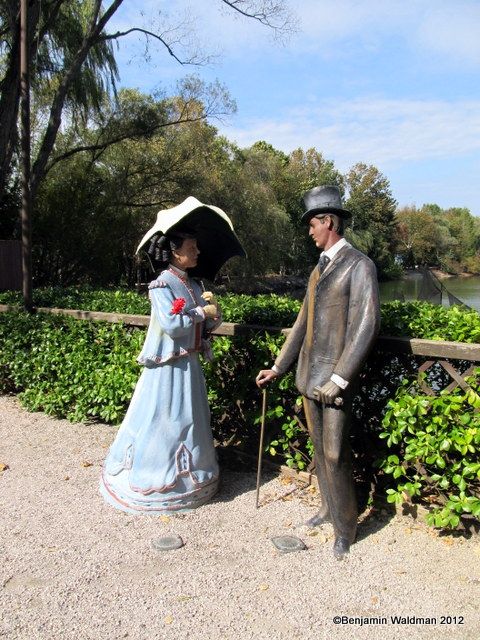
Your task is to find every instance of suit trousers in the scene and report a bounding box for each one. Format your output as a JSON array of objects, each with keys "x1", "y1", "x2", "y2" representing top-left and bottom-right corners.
[{"x1": 303, "y1": 394, "x2": 357, "y2": 543}]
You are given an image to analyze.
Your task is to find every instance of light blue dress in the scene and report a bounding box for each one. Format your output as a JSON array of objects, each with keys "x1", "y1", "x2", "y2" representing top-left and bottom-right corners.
[{"x1": 99, "y1": 265, "x2": 220, "y2": 515}]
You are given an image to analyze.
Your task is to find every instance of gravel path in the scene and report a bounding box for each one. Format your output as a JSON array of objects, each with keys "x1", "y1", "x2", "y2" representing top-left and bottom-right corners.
[{"x1": 1, "y1": 394, "x2": 479, "y2": 640}]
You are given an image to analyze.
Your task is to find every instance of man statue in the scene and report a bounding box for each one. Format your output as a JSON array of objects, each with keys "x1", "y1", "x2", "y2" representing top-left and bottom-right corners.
[{"x1": 256, "y1": 185, "x2": 380, "y2": 559}]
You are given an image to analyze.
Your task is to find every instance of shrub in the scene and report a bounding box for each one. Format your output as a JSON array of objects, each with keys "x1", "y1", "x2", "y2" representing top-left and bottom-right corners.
[
  {"x1": 3, "y1": 288, "x2": 480, "y2": 342},
  {"x1": 380, "y1": 374, "x2": 480, "y2": 529},
  {"x1": 0, "y1": 311, "x2": 143, "y2": 423},
  {"x1": 0, "y1": 286, "x2": 151, "y2": 315},
  {"x1": 204, "y1": 330, "x2": 306, "y2": 468},
  {"x1": 1, "y1": 292, "x2": 480, "y2": 531},
  {"x1": 380, "y1": 301, "x2": 480, "y2": 342}
]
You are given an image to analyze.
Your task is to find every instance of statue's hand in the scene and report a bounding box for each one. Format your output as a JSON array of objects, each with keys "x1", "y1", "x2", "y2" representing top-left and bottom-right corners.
[
  {"x1": 202, "y1": 291, "x2": 220, "y2": 316},
  {"x1": 202, "y1": 291, "x2": 217, "y2": 306},
  {"x1": 313, "y1": 380, "x2": 343, "y2": 406},
  {"x1": 255, "y1": 369, "x2": 278, "y2": 388},
  {"x1": 203, "y1": 304, "x2": 218, "y2": 319}
]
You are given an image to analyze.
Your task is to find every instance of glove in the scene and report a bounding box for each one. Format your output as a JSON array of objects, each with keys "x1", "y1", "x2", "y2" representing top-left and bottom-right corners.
[
  {"x1": 203, "y1": 304, "x2": 218, "y2": 319},
  {"x1": 313, "y1": 380, "x2": 343, "y2": 406}
]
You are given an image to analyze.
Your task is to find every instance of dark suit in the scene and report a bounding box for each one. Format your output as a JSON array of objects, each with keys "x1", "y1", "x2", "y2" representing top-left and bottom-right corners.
[{"x1": 274, "y1": 243, "x2": 380, "y2": 542}]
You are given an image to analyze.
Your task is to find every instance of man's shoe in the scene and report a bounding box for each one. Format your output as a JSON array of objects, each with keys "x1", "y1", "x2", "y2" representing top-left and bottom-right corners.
[
  {"x1": 333, "y1": 537, "x2": 350, "y2": 560},
  {"x1": 304, "y1": 512, "x2": 330, "y2": 528}
]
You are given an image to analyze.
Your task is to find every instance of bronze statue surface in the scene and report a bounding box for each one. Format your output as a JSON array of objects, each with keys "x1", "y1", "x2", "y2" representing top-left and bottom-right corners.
[{"x1": 256, "y1": 185, "x2": 380, "y2": 559}]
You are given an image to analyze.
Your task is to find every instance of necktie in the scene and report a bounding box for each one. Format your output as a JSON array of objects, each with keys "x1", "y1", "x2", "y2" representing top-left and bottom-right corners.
[{"x1": 318, "y1": 253, "x2": 330, "y2": 273}]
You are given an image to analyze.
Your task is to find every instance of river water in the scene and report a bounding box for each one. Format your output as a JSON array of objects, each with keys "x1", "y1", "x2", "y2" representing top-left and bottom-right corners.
[{"x1": 379, "y1": 272, "x2": 480, "y2": 313}]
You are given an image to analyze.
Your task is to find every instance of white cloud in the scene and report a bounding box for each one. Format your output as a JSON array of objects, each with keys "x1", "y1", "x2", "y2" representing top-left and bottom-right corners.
[
  {"x1": 106, "y1": 0, "x2": 480, "y2": 68},
  {"x1": 291, "y1": 0, "x2": 410, "y2": 41},
  {"x1": 290, "y1": 0, "x2": 480, "y2": 66},
  {"x1": 220, "y1": 97, "x2": 480, "y2": 169},
  {"x1": 219, "y1": 97, "x2": 480, "y2": 211},
  {"x1": 107, "y1": 1, "x2": 224, "y2": 81},
  {"x1": 108, "y1": 0, "x2": 285, "y2": 64},
  {"x1": 417, "y1": 2, "x2": 480, "y2": 66}
]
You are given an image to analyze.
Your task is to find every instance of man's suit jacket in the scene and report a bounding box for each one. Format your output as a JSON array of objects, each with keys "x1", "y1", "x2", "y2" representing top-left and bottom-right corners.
[{"x1": 274, "y1": 244, "x2": 380, "y2": 399}]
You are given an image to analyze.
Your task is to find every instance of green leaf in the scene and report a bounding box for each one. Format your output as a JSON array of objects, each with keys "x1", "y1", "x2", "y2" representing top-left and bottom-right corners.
[{"x1": 439, "y1": 477, "x2": 450, "y2": 489}]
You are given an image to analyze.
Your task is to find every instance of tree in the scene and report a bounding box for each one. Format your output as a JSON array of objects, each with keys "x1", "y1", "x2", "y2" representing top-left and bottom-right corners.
[
  {"x1": 0, "y1": 0, "x2": 120, "y2": 200},
  {"x1": 395, "y1": 204, "x2": 480, "y2": 274},
  {"x1": 213, "y1": 142, "x2": 294, "y2": 276},
  {"x1": 395, "y1": 206, "x2": 442, "y2": 268},
  {"x1": 286, "y1": 148, "x2": 344, "y2": 199},
  {"x1": 345, "y1": 163, "x2": 398, "y2": 279},
  {"x1": 442, "y1": 207, "x2": 478, "y2": 265},
  {"x1": 281, "y1": 148, "x2": 344, "y2": 272},
  {"x1": 43, "y1": 75, "x2": 236, "y2": 185},
  {"x1": 0, "y1": 0, "x2": 294, "y2": 203},
  {"x1": 33, "y1": 153, "x2": 121, "y2": 285},
  {"x1": 32, "y1": 87, "x2": 237, "y2": 285},
  {"x1": 32, "y1": 90, "x2": 294, "y2": 284}
]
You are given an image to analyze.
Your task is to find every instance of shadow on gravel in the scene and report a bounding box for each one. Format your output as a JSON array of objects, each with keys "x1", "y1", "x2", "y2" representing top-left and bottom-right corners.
[
  {"x1": 211, "y1": 447, "x2": 285, "y2": 505},
  {"x1": 215, "y1": 446, "x2": 399, "y2": 544},
  {"x1": 356, "y1": 504, "x2": 396, "y2": 543}
]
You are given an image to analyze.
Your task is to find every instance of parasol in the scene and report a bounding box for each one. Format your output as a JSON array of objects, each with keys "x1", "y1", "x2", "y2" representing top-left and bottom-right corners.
[{"x1": 136, "y1": 196, "x2": 246, "y2": 281}]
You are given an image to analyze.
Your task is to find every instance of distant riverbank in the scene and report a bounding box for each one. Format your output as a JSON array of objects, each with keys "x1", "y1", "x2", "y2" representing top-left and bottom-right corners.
[
  {"x1": 430, "y1": 269, "x2": 477, "y2": 280},
  {"x1": 217, "y1": 270, "x2": 480, "y2": 313},
  {"x1": 379, "y1": 271, "x2": 480, "y2": 313}
]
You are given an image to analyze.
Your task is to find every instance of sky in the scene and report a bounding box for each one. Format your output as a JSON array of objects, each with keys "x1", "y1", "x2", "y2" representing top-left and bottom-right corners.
[{"x1": 108, "y1": 0, "x2": 480, "y2": 215}]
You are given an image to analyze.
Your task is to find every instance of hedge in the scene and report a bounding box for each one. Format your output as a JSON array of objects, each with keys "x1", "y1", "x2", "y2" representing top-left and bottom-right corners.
[{"x1": 1, "y1": 288, "x2": 479, "y2": 531}]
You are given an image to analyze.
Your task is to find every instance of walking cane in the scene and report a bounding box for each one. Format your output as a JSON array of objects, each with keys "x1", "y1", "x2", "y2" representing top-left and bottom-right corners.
[{"x1": 255, "y1": 387, "x2": 267, "y2": 509}]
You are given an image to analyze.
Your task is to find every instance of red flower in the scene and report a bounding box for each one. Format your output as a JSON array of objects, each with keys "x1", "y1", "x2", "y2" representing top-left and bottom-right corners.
[{"x1": 170, "y1": 297, "x2": 186, "y2": 315}]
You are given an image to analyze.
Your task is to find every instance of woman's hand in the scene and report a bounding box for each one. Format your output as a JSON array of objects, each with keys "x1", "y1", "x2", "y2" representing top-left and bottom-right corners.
[
  {"x1": 202, "y1": 291, "x2": 220, "y2": 319},
  {"x1": 203, "y1": 304, "x2": 218, "y2": 319},
  {"x1": 201, "y1": 291, "x2": 217, "y2": 306}
]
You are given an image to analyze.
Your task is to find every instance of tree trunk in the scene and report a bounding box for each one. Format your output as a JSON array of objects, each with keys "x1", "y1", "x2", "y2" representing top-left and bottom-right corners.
[
  {"x1": 0, "y1": 0, "x2": 43, "y2": 199},
  {"x1": 0, "y1": 13, "x2": 21, "y2": 197},
  {"x1": 30, "y1": 0, "x2": 124, "y2": 200}
]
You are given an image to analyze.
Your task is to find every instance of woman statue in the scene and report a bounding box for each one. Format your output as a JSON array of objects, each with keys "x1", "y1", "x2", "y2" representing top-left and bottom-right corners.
[{"x1": 99, "y1": 229, "x2": 221, "y2": 514}]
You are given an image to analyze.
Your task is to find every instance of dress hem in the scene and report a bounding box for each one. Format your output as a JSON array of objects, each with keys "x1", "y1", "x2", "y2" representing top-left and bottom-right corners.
[{"x1": 99, "y1": 471, "x2": 219, "y2": 515}]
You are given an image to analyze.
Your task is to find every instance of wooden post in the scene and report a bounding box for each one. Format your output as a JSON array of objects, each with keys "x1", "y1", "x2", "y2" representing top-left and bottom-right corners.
[{"x1": 20, "y1": 0, "x2": 32, "y2": 311}]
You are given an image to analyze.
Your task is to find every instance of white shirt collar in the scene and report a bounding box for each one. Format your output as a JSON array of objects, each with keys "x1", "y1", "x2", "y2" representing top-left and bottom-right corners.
[{"x1": 322, "y1": 237, "x2": 349, "y2": 261}]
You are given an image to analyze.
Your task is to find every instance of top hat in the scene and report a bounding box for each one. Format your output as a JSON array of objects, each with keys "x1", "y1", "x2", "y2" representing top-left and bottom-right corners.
[{"x1": 301, "y1": 185, "x2": 351, "y2": 223}]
